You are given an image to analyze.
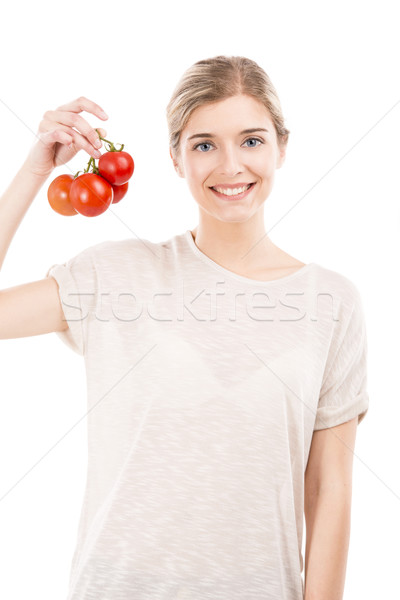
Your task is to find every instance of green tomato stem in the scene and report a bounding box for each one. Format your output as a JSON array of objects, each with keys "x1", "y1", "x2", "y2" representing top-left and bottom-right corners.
[{"x1": 94, "y1": 128, "x2": 125, "y2": 152}]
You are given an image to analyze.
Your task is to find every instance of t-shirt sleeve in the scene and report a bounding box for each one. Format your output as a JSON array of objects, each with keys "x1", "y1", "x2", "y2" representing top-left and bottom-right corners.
[
  {"x1": 45, "y1": 246, "x2": 97, "y2": 357},
  {"x1": 314, "y1": 285, "x2": 369, "y2": 430}
]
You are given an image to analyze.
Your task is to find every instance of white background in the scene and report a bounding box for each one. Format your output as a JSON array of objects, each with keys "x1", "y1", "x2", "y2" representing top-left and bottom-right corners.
[{"x1": 0, "y1": 0, "x2": 398, "y2": 598}]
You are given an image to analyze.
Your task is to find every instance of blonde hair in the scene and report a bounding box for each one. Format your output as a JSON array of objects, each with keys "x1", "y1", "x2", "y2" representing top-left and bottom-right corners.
[{"x1": 166, "y1": 55, "x2": 290, "y2": 162}]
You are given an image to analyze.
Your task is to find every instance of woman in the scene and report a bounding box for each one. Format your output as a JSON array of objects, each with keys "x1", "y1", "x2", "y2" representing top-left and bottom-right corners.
[{"x1": 0, "y1": 55, "x2": 369, "y2": 600}]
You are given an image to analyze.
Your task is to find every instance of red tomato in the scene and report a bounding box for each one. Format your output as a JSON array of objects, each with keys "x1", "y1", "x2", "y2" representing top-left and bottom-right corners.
[
  {"x1": 98, "y1": 151, "x2": 134, "y2": 185},
  {"x1": 111, "y1": 181, "x2": 129, "y2": 203},
  {"x1": 47, "y1": 174, "x2": 78, "y2": 216},
  {"x1": 69, "y1": 173, "x2": 114, "y2": 217}
]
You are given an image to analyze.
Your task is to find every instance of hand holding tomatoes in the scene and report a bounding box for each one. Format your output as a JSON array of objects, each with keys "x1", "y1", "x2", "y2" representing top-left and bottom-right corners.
[
  {"x1": 47, "y1": 130, "x2": 135, "y2": 217},
  {"x1": 26, "y1": 96, "x2": 108, "y2": 179}
]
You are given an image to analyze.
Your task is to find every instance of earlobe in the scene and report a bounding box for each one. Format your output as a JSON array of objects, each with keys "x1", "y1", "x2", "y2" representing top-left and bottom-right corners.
[
  {"x1": 279, "y1": 138, "x2": 289, "y2": 168},
  {"x1": 171, "y1": 157, "x2": 184, "y2": 178},
  {"x1": 173, "y1": 161, "x2": 182, "y2": 176},
  {"x1": 169, "y1": 147, "x2": 182, "y2": 176},
  {"x1": 277, "y1": 148, "x2": 287, "y2": 169}
]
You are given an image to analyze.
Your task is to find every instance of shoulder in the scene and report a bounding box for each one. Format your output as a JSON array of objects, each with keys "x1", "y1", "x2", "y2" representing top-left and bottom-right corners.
[
  {"x1": 77, "y1": 233, "x2": 182, "y2": 278},
  {"x1": 83, "y1": 236, "x2": 162, "y2": 264},
  {"x1": 311, "y1": 263, "x2": 363, "y2": 303},
  {"x1": 309, "y1": 263, "x2": 367, "y2": 337}
]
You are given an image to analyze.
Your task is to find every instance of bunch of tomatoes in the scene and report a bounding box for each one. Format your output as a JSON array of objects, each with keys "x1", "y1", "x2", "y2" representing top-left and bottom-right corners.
[{"x1": 47, "y1": 129, "x2": 135, "y2": 217}]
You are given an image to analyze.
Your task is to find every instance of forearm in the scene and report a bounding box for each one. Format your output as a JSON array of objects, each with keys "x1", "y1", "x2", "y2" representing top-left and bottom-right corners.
[
  {"x1": 0, "y1": 158, "x2": 50, "y2": 271},
  {"x1": 304, "y1": 489, "x2": 352, "y2": 600}
]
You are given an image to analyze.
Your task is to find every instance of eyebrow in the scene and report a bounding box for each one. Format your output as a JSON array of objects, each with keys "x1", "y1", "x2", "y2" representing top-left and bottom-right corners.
[{"x1": 187, "y1": 128, "x2": 269, "y2": 142}]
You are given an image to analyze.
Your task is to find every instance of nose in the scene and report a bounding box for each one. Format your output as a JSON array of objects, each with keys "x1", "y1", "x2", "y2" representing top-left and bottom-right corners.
[{"x1": 216, "y1": 144, "x2": 244, "y2": 177}]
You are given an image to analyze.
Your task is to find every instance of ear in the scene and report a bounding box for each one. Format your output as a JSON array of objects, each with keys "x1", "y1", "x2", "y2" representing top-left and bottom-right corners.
[
  {"x1": 170, "y1": 146, "x2": 184, "y2": 178},
  {"x1": 276, "y1": 141, "x2": 287, "y2": 169}
]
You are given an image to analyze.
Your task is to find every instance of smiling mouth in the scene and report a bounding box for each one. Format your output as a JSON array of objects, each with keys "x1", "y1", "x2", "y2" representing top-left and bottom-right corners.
[
  {"x1": 209, "y1": 182, "x2": 256, "y2": 198},
  {"x1": 210, "y1": 181, "x2": 255, "y2": 198},
  {"x1": 210, "y1": 183, "x2": 254, "y2": 191}
]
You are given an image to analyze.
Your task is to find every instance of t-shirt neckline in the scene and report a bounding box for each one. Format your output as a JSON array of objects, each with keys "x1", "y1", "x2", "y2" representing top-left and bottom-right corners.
[{"x1": 184, "y1": 229, "x2": 316, "y2": 286}]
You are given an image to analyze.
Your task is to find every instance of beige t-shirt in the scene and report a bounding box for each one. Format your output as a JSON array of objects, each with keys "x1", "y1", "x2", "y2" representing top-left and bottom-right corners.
[{"x1": 46, "y1": 230, "x2": 369, "y2": 600}]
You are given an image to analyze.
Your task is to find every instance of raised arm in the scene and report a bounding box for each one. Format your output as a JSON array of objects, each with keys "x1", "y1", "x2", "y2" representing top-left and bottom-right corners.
[{"x1": 0, "y1": 97, "x2": 108, "y2": 340}]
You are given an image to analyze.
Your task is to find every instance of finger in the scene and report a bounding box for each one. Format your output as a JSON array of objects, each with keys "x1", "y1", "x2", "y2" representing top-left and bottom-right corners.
[
  {"x1": 40, "y1": 122, "x2": 102, "y2": 158},
  {"x1": 40, "y1": 129, "x2": 73, "y2": 147},
  {"x1": 43, "y1": 123, "x2": 106, "y2": 157},
  {"x1": 55, "y1": 96, "x2": 108, "y2": 121},
  {"x1": 42, "y1": 109, "x2": 103, "y2": 149},
  {"x1": 96, "y1": 127, "x2": 107, "y2": 138}
]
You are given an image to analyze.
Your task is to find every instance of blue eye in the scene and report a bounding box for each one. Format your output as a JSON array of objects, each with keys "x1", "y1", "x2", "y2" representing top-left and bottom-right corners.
[
  {"x1": 193, "y1": 137, "x2": 264, "y2": 152},
  {"x1": 244, "y1": 137, "x2": 263, "y2": 148},
  {"x1": 194, "y1": 142, "x2": 213, "y2": 152}
]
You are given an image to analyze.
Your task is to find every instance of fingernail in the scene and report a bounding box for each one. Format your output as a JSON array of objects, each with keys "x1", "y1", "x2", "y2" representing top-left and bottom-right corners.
[{"x1": 100, "y1": 111, "x2": 108, "y2": 119}]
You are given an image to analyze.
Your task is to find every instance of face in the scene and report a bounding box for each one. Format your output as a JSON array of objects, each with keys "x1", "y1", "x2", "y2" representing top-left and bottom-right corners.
[{"x1": 171, "y1": 94, "x2": 287, "y2": 224}]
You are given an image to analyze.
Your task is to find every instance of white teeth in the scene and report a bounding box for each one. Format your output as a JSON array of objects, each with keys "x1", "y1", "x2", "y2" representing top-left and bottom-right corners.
[{"x1": 213, "y1": 184, "x2": 252, "y2": 196}]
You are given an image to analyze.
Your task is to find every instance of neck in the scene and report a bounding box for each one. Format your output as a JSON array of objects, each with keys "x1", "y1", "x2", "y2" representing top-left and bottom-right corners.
[{"x1": 190, "y1": 214, "x2": 279, "y2": 274}]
